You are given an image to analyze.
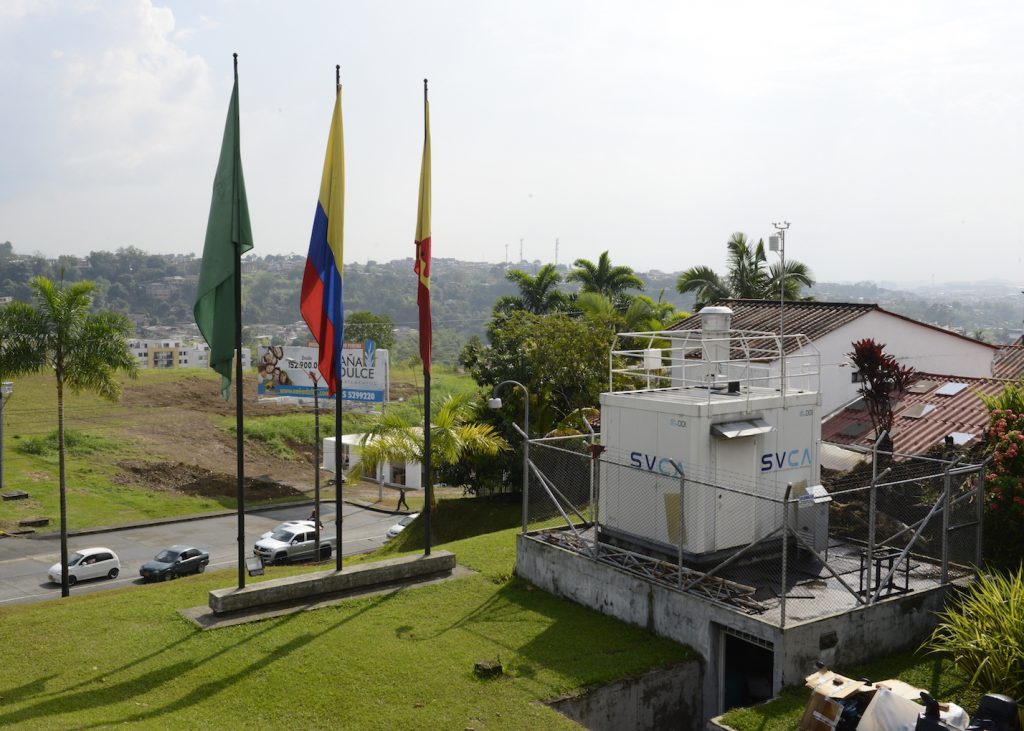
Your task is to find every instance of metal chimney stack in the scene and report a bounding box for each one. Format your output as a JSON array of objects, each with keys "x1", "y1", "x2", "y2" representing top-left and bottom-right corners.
[{"x1": 700, "y1": 306, "x2": 733, "y2": 375}]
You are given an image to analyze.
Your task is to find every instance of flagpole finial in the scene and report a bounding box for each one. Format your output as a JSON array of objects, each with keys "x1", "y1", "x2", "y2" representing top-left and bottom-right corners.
[{"x1": 233, "y1": 53, "x2": 238, "y2": 73}]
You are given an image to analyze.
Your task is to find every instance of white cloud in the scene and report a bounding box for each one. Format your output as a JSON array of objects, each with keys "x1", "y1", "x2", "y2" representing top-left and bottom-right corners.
[{"x1": 53, "y1": 0, "x2": 213, "y2": 176}]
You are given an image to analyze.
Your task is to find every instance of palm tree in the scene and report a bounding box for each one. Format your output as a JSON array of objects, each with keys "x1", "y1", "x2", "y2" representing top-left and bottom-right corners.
[
  {"x1": 349, "y1": 393, "x2": 509, "y2": 507},
  {"x1": 566, "y1": 251, "x2": 644, "y2": 302},
  {"x1": 0, "y1": 276, "x2": 138, "y2": 597},
  {"x1": 493, "y1": 263, "x2": 566, "y2": 315},
  {"x1": 676, "y1": 232, "x2": 814, "y2": 309},
  {"x1": 575, "y1": 291, "x2": 688, "y2": 332}
]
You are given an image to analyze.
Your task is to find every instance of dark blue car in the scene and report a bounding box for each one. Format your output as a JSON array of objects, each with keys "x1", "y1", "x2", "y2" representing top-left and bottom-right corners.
[{"x1": 139, "y1": 545, "x2": 209, "y2": 582}]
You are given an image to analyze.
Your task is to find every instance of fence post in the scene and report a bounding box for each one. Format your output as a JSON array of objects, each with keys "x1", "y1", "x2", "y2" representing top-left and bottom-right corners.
[
  {"x1": 941, "y1": 464, "x2": 951, "y2": 583},
  {"x1": 976, "y1": 459, "x2": 988, "y2": 571},
  {"x1": 781, "y1": 483, "x2": 792, "y2": 628},
  {"x1": 670, "y1": 460, "x2": 685, "y2": 587}
]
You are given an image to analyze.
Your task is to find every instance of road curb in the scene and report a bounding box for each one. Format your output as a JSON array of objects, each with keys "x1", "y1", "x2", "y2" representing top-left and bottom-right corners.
[{"x1": 17, "y1": 498, "x2": 411, "y2": 540}]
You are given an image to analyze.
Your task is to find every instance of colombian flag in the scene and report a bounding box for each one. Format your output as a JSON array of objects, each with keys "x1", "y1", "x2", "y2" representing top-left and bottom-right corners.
[
  {"x1": 300, "y1": 86, "x2": 345, "y2": 395},
  {"x1": 414, "y1": 87, "x2": 432, "y2": 373}
]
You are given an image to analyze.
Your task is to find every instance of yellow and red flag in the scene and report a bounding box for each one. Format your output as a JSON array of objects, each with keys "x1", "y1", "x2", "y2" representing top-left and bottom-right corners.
[{"x1": 414, "y1": 85, "x2": 432, "y2": 373}]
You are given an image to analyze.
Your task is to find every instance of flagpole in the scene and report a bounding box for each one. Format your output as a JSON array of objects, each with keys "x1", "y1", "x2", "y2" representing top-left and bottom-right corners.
[
  {"x1": 334, "y1": 64, "x2": 344, "y2": 573},
  {"x1": 232, "y1": 52, "x2": 246, "y2": 590},
  {"x1": 422, "y1": 78, "x2": 432, "y2": 557}
]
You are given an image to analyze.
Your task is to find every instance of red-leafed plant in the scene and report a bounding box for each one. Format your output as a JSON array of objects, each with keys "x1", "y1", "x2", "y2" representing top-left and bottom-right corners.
[{"x1": 847, "y1": 339, "x2": 916, "y2": 444}]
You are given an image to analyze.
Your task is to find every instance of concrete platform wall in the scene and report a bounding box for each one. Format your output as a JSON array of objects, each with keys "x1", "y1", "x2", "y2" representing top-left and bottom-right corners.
[
  {"x1": 517, "y1": 533, "x2": 956, "y2": 722},
  {"x1": 548, "y1": 660, "x2": 704, "y2": 731}
]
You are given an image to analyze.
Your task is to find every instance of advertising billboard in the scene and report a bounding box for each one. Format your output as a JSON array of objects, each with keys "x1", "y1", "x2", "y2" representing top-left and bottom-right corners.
[{"x1": 257, "y1": 343, "x2": 389, "y2": 403}]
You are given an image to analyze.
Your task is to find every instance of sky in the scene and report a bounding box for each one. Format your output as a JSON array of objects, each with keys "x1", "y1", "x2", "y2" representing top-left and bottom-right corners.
[{"x1": 2, "y1": 0, "x2": 1023, "y2": 284}]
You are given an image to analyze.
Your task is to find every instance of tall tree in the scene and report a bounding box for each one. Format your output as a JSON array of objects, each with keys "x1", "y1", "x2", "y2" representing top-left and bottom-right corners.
[
  {"x1": 566, "y1": 251, "x2": 644, "y2": 302},
  {"x1": 676, "y1": 231, "x2": 814, "y2": 309},
  {"x1": 493, "y1": 263, "x2": 566, "y2": 315},
  {"x1": 345, "y1": 311, "x2": 395, "y2": 350},
  {"x1": 0, "y1": 276, "x2": 138, "y2": 597}
]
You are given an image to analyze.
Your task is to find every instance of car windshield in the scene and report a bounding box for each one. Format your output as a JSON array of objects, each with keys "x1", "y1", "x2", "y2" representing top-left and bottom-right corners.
[
  {"x1": 400, "y1": 515, "x2": 416, "y2": 526},
  {"x1": 270, "y1": 529, "x2": 297, "y2": 542},
  {"x1": 155, "y1": 549, "x2": 181, "y2": 562},
  {"x1": 68, "y1": 553, "x2": 85, "y2": 566}
]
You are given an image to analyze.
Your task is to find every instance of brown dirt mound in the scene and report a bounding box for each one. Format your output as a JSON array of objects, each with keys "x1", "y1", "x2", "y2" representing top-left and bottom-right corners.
[
  {"x1": 116, "y1": 460, "x2": 305, "y2": 500},
  {"x1": 119, "y1": 374, "x2": 304, "y2": 416}
]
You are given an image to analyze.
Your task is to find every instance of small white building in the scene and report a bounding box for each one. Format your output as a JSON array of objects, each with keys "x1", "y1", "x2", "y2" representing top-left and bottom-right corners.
[
  {"x1": 321, "y1": 434, "x2": 422, "y2": 489},
  {"x1": 669, "y1": 300, "x2": 997, "y2": 416}
]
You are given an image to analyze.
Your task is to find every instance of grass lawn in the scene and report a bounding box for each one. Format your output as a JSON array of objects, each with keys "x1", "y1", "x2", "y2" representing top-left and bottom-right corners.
[
  {"x1": 0, "y1": 366, "x2": 482, "y2": 533},
  {"x1": 0, "y1": 498, "x2": 694, "y2": 729},
  {"x1": 719, "y1": 650, "x2": 984, "y2": 731}
]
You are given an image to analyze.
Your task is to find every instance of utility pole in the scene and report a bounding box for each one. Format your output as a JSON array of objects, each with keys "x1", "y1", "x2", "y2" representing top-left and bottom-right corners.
[
  {"x1": 770, "y1": 222, "x2": 790, "y2": 406},
  {"x1": 519, "y1": 238, "x2": 523, "y2": 263},
  {"x1": 0, "y1": 382, "x2": 12, "y2": 492},
  {"x1": 555, "y1": 238, "x2": 559, "y2": 267}
]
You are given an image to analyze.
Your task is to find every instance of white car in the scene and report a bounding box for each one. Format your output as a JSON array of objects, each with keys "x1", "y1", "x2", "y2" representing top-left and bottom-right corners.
[
  {"x1": 48, "y1": 547, "x2": 121, "y2": 586},
  {"x1": 386, "y1": 513, "x2": 419, "y2": 540}
]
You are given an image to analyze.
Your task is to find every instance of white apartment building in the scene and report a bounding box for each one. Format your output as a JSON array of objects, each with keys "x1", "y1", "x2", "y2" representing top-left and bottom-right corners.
[{"x1": 128, "y1": 339, "x2": 252, "y2": 370}]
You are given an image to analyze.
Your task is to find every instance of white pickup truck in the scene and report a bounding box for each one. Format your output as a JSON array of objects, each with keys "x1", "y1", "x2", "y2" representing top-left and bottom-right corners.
[{"x1": 253, "y1": 520, "x2": 336, "y2": 564}]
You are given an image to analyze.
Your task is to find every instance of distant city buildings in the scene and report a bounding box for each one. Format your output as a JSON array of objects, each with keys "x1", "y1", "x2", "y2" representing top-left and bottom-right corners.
[{"x1": 128, "y1": 338, "x2": 251, "y2": 369}]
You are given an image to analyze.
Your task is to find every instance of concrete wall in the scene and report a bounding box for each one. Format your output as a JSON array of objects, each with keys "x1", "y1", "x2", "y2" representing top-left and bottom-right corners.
[
  {"x1": 548, "y1": 660, "x2": 704, "y2": 731},
  {"x1": 518, "y1": 533, "x2": 958, "y2": 723},
  {"x1": 517, "y1": 533, "x2": 777, "y2": 719},
  {"x1": 778, "y1": 586, "x2": 954, "y2": 686}
]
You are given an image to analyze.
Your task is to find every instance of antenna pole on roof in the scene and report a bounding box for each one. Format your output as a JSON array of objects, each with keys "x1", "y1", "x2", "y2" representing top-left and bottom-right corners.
[{"x1": 771, "y1": 221, "x2": 790, "y2": 407}]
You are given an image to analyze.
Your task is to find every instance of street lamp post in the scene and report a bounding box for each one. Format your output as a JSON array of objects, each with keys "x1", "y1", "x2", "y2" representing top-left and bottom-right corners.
[
  {"x1": 488, "y1": 380, "x2": 530, "y2": 533},
  {"x1": 0, "y1": 381, "x2": 12, "y2": 492}
]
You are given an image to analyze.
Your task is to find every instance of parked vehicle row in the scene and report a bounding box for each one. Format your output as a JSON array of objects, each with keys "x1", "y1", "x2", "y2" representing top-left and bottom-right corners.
[
  {"x1": 46, "y1": 544, "x2": 210, "y2": 587},
  {"x1": 47, "y1": 512, "x2": 412, "y2": 586}
]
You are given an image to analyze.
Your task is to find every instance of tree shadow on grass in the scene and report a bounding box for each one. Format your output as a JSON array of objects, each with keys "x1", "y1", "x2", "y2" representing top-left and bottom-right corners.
[
  {"x1": 392, "y1": 576, "x2": 690, "y2": 690},
  {"x1": 0, "y1": 593, "x2": 395, "y2": 728},
  {"x1": 76, "y1": 591, "x2": 397, "y2": 729}
]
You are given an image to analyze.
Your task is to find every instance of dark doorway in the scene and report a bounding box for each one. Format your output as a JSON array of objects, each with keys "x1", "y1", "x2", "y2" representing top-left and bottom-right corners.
[{"x1": 722, "y1": 633, "x2": 774, "y2": 712}]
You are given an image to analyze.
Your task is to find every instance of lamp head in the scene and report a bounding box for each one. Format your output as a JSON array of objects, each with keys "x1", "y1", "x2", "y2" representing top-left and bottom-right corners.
[{"x1": 487, "y1": 397, "x2": 502, "y2": 409}]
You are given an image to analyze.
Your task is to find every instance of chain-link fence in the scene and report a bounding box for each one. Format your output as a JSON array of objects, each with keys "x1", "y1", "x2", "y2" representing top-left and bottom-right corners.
[{"x1": 523, "y1": 435, "x2": 984, "y2": 627}]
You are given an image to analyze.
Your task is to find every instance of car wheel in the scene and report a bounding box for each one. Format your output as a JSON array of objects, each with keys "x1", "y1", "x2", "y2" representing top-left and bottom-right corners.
[
  {"x1": 275, "y1": 552, "x2": 287, "y2": 565},
  {"x1": 162, "y1": 572, "x2": 172, "y2": 582},
  {"x1": 197, "y1": 562, "x2": 206, "y2": 574},
  {"x1": 67, "y1": 575, "x2": 78, "y2": 587},
  {"x1": 320, "y1": 545, "x2": 331, "y2": 560},
  {"x1": 108, "y1": 568, "x2": 119, "y2": 579}
]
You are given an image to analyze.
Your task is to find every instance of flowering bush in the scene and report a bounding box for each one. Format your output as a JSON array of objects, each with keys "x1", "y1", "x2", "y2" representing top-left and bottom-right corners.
[{"x1": 986, "y1": 408, "x2": 1024, "y2": 522}]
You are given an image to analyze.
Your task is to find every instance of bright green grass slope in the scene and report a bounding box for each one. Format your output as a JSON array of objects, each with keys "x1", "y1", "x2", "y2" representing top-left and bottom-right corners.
[{"x1": 0, "y1": 498, "x2": 694, "y2": 730}]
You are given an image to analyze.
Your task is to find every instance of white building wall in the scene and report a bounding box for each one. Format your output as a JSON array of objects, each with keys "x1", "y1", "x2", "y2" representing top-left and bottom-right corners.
[{"x1": 808, "y1": 311, "x2": 994, "y2": 415}]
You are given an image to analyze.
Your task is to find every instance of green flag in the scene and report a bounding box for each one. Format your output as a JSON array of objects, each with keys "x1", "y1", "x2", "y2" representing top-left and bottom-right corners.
[{"x1": 194, "y1": 65, "x2": 253, "y2": 400}]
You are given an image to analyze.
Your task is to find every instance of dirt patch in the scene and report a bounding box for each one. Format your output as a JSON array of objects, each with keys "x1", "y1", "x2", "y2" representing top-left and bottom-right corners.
[
  {"x1": 117, "y1": 460, "x2": 305, "y2": 501},
  {"x1": 119, "y1": 374, "x2": 302, "y2": 417}
]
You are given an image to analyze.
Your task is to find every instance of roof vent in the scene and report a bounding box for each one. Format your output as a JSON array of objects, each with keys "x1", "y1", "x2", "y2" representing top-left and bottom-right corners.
[{"x1": 700, "y1": 306, "x2": 732, "y2": 366}]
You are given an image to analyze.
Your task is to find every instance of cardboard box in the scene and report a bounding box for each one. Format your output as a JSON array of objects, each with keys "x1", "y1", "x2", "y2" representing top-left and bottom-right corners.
[{"x1": 799, "y1": 670, "x2": 875, "y2": 731}]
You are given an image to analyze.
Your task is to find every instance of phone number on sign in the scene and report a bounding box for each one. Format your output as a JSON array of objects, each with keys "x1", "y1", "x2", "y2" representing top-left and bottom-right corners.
[{"x1": 342, "y1": 390, "x2": 381, "y2": 402}]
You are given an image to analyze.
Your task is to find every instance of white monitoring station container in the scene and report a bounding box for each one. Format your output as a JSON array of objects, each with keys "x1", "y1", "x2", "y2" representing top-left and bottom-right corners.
[{"x1": 599, "y1": 307, "x2": 827, "y2": 564}]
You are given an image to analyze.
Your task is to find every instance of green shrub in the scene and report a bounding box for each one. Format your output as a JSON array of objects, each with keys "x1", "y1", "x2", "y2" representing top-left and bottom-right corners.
[
  {"x1": 922, "y1": 568, "x2": 1024, "y2": 705},
  {"x1": 16, "y1": 429, "x2": 119, "y2": 458}
]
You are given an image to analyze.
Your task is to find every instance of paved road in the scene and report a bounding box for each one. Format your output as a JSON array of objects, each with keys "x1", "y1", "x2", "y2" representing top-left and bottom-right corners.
[{"x1": 0, "y1": 503, "x2": 400, "y2": 606}]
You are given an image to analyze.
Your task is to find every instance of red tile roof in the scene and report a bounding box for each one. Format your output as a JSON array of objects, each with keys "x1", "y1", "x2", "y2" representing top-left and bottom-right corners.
[
  {"x1": 821, "y1": 373, "x2": 1004, "y2": 458},
  {"x1": 993, "y1": 345, "x2": 1024, "y2": 380},
  {"x1": 668, "y1": 300, "x2": 994, "y2": 352}
]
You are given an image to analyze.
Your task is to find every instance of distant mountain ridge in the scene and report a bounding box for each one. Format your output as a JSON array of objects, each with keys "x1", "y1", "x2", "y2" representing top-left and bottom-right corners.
[{"x1": 1, "y1": 243, "x2": 1020, "y2": 346}]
